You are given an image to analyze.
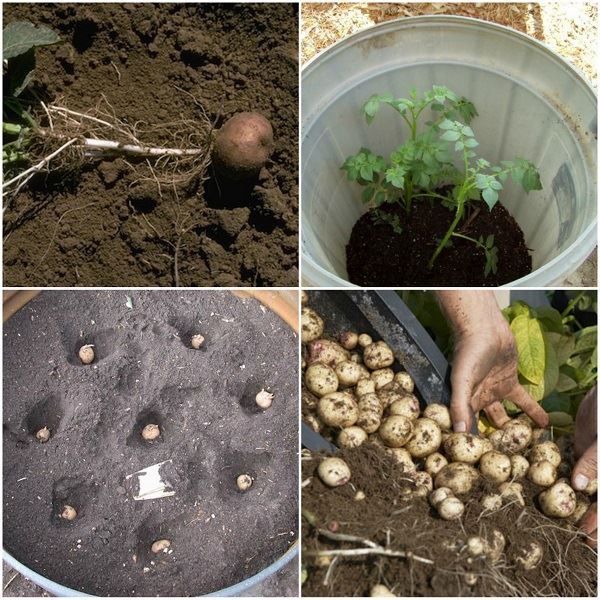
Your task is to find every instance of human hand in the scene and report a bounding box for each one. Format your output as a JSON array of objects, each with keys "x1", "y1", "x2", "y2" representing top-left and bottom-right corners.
[{"x1": 572, "y1": 386, "x2": 597, "y2": 547}]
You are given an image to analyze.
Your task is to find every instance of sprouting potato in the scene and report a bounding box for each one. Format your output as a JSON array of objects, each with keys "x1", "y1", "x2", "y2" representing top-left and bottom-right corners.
[
  {"x1": 529, "y1": 441, "x2": 561, "y2": 468},
  {"x1": 499, "y1": 482, "x2": 525, "y2": 507},
  {"x1": 379, "y1": 415, "x2": 413, "y2": 448},
  {"x1": 406, "y1": 418, "x2": 442, "y2": 458},
  {"x1": 510, "y1": 454, "x2": 529, "y2": 480},
  {"x1": 190, "y1": 334, "x2": 205, "y2": 349},
  {"x1": 151, "y1": 539, "x2": 171, "y2": 554},
  {"x1": 515, "y1": 541, "x2": 543, "y2": 570},
  {"x1": 305, "y1": 363, "x2": 339, "y2": 397},
  {"x1": 358, "y1": 333, "x2": 373, "y2": 348},
  {"x1": 481, "y1": 493, "x2": 503, "y2": 512},
  {"x1": 394, "y1": 371, "x2": 414, "y2": 393},
  {"x1": 301, "y1": 307, "x2": 324, "y2": 343},
  {"x1": 371, "y1": 368, "x2": 394, "y2": 389},
  {"x1": 387, "y1": 394, "x2": 420, "y2": 421},
  {"x1": 527, "y1": 460, "x2": 557, "y2": 487},
  {"x1": 339, "y1": 331, "x2": 359, "y2": 350},
  {"x1": 36, "y1": 427, "x2": 51, "y2": 443},
  {"x1": 539, "y1": 481, "x2": 576, "y2": 518},
  {"x1": 142, "y1": 423, "x2": 160, "y2": 441},
  {"x1": 318, "y1": 457, "x2": 351, "y2": 487},
  {"x1": 386, "y1": 448, "x2": 416, "y2": 474},
  {"x1": 78, "y1": 344, "x2": 95, "y2": 365},
  {"x1": 255, "y1": 389, "x2": 273, "y2": 409},
  {"x1": 317, "y1": 392, "x2": 358, "y2": 428},
  {"x1": 424, "y1": 452, "x2": 448, "y2": 476},
  {"x1": 422, "y1": 403, "x2": 451, "y2": 431},
  {"x1": 337, "y1": 426, "x2": 368, "y2": 448},
  {"x1": 357, "y1": 393, "x2": 383, "y2": 433},
  {"x1": 435, "y1": 463, "x2": 479, "y2": 495},
  {"x1": 363, "y1": 341, "x2": 395, "y2": 370},
  {"x1": 355, "y1": 378, "x2": 376, "y2": 397},
  {"x1": 306, "y1": 339, "x2": 350, "y2": 368},
  {"x1": 60, "y1": 505, "x2": 77, "y2": 520},
  {"x1": 437, "y1": 496, "x2": 465, "y2": 520},
  {"x1": 236, "y1": 473, "x2": 253, "y2": 491},
  {"x1": 444, "y1": 433, "x2": 485, "y2": 464},
  {"x1": 479, "y1": 451, "x2": 511, "y2": 484},
  {"x1": 335, "y1": 361, "x2": 366, "y2": 387},
  {"x1": 429, "y1": 487, "x2": 453, "y2": 507},
  {"x1": 370, "y1": 584, "x2": 395, "y2": 597}
]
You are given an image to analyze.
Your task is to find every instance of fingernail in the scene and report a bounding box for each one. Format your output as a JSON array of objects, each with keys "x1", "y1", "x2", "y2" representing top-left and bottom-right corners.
[
  {"x1": 574, "y1": 474, "x2": 589, "y2": 490},
  {"x1": 454, "y1": 421, "x2": 467, "y2": 433}
]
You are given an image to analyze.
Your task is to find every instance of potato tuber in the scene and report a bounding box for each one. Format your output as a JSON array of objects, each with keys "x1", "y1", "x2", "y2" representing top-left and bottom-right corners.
[
  {"x1": 318, "y1": 457, "x2": 351, "y2": 487},
  {"x1": 78, "y1": 344, "x2": 94, "y2": 365}
]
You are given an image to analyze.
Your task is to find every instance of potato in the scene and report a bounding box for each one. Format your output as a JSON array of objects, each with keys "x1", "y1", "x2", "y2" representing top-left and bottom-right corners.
[
  {"x1": 358, "y1": 333, "x2": 372, "y2": 348},
  {"x1": 424, "y1": 452, "x2": 448, "y2": 476},
  {"x1": 354, "y1": 490, "x2": 366, "y2": 501},
  {"x1": 78, "y1": 344, "x2": 94, "y2": 365},
  {"x1": 394, "y1": 371, "x2": 414, "y2": 393},
  {"x1": 527, "y1": 460, "x2": 557, "y2": 487},
  {"x1": 386, "y1": 448, "x2": 416, "y2": 474},
  {"x1": 355, "y1": 378, "x2": 376, "y2": 397},
  {"x1": 466, "y1": 536, "x2": 486, "y2": 557},
  {"x1": 212, "y1": 112, "x2": 273, "y2": 180},
  {"x1": 479, "y1": 451, "x2": 511, "y2": 484},
  {"x1": 371, "y1": 368, "x2": 394, "y2": 389},
  {"x1": 335, "y1": 361, "x2": 367, "y2": 387},
  {"x1": 406, "y1": 418, "x2": 442, "y2": 458},
  {"x1": 444, "y1": 433, "x2": 485, "y2": 464},
  {"x1": 486, "y1": 530, "x2": 506, "y2": 562},
  {"x1": 582, "y1": 478, "x2": 598, "y2": 495},
  {"x1": 497, "y1": 419, "x2": 532, "y2": 453},
  {"x1": 479, "y1": 437, "x2": 494, "y2": 455},
  {"x1": 142, "y1": 423, "x2": 160, "y2": 441},
  {"x1": 339, "y1": 331, "x2": 358, "y2": 350},
  {"x1": 151, "y1": 539, "x2": 171, "y2": 554},
  {"x1": 378, "y1": 415, "x2": 413, "y2": 448},
  {"x1": 357, "y1": 393, "x2": 383, "y2": 433},
  {"x1": 528, "y1": 441, "x2": 561, "y2": 468},
  {"x1": 337, "y1": 426, "x2": 368, "y2": 448},
  {"x1": 305, "y1": 414, "x2": 322, "y2": 433},
  {"x1": 306, "y1": 339, "x2": 350, "y2": 368},
  {"x1": 435, "y1": 463, "x2": 479, "y2": 495},
  {"x1": 301, "y1": 309, "x2": 325, "y2": 344},
  {"x1": 429, "y1": 487, "x2": 453, "y2": 507},
  {"x1": 363, "y1": 341, "x2": 394, "y2": 370},
  {"x1": 515, "y1": 541, "x2": 543, "y2": 570},
  {"x1": 350, "y1": 352, "x2": 362, "y2": 364},
  {"x1": 318, "y1": 457, "x2": 351, "y2": 487},
  {"x1": 499, "y1": 482, "x2": 525, "y2": 506},
  {"x1": 36, "y1": 427, "x2": 50, "y2": 443},
  {"x1": 423, "y1": 403, "x2": 451, "y2": 431},
  {"x1": 191, "y1": 334, "x2": 205, "y2": 349},
  {"x1": 305, "y1": 363, "x2": 339, "y2": 397},
  {"x1": 317, "y1": 392, "x2": 358, "y2": 428},
  {"x1": 387, "y1": 394, "x2": 420, "y2": 421},
  {"x1": 481, "y1": 493, "x2": 502, "y2": 512},
  {"x1": 60, "y1": 505, "x2": 77, "y2": 520},
  {"x1": 437, "y1": 496, "x2": 464, "y2": 520},
  {"x1": 370, "y1": 584, "x2": 395, "y2": 597},
  {"x1": 567, "y1": 496, "x2": 590, "y2": 524},
  {"x1": 414, "y1": 471, "x2": 433, "y2": 495},
  {"x1": 539, "y1": 481, "x2": 576, "y2": 518},
  {"x1": 255, "y1": 389, "x2": 273, "y2": 409},
  {"x1": 237, "y1": 473, "x2": 253, "y2": 491},
  {"x1": 510, "y1": 454, "x2": 529, "y2": 480}
]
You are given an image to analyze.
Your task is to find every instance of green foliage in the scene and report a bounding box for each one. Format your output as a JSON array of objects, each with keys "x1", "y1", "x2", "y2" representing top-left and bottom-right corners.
[
  {"x1": 372, "y1": 210, "x2": 403, "y2": 235},
  {"x1": 451, "y1": 233, "x2": 498, "y2": 278},
  {"x1": 342, "y1": 86, "x2": 542, "y2": 277}
]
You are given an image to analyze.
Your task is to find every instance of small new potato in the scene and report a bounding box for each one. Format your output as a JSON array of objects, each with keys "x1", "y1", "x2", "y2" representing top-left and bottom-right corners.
[
  {"x1": 237, "y1": 473, "x2": 253, "y2": 491},
  {"x1": 499, "y1": 482, "x2": 525, "y2": 506},
  {"x1": 190, "y1": 334, "x2": 205, "y2": 349},
  {"x1": 318, "y1": 457, "x2": 351, "y2": 487},
  {"x1": 424, "y1": 452, "x2": 448, "y2": 476},
  {"x1": 335, "y1": 361, "x2": 365, "y2": 387},
  {"x1": 255, "y1": 389, "x2": 273, "y2": 409},
  {"x1": 405, "y1": 418, "x2": 442, "y2": 458},
  {"x1": 486, "y1": 530, "x2": 506, "y2": 562},
  {"x1": 466, "y1": 536, "x2": 486, "y2": 557},
  {"x1": 385, "y1": 448, "x2": 416, "y2": 474},
  {"x1": 414, "y1": 471, "x2": 433, "y2": 496},
  {"x1": 370, "y1": 584, "x2": 395, "y2": 597},
  {"x1": 339, "y1": 331, "x2": 358, "y2": 350},
  {"x1": 444, "y1": 433, "x2": 485, "y2": 464},
  {"x1": 36, "y1": 427, "x2": 51, "y2": 443},
  {"x1": 527, "y1": 460, "x2": 557, "y2": 487},
  {"x1": 306, "y1": 339, "x2": 350, "y2": 368},
  {"x1": 498, "y1": 419, "x2": 532, "y2": 453},
  {"x1": 437, "y1": 496, "x2": 464, "y2": 520},
  {"x1": 378, "y1": 415, "x2": 413, "y2": 448},
  {"x1": 429, "y1": 487, "x2": 453, "y2": 507},
  {"x1": 481, "y1": 493, "x2": 503, "y2": 512},
  {"x1": 371, "y1": 368, "x2": 394, "y2": 390},
  {"x1": 529, "y1": 441, "x2": 561, "y2": 468},
  {"x1": 337, "y1": 426, "x2": 368, "y2": 448},
  {"x1": 61, "y1": 505, "x2": 77, "y2": 520},
  {"x1": 435, "y1": 463, "x2": 479, "y2": 495},
  {"x1": 363, "y1": 341, "x2": 394, "y2": 370},
  {"x1": 355, "y1": 378, "x2": 376, "y2": 397},
  {"x1": 510, "y1": 454, "x2": 529, "y2": 480},
  {"x1": 394, "y1": 371, "x2": 414, "y2": 393},
  {"x1": 78, "y1": 344, "x2": 94, "y2": 365},
  {"x1": 423, "y1": 403, "x2": 451, "y2": 431},
  {"x1": 301, "y1": 309, "x2": 325, "y2": 344},
  {"x1": 357, "y1": 393, "x2": 383, "y2": 433},
  {"x1": 539, "y1": 481, "x2": 576, "y2": 518},
  {"x1": 305, "y1": 363, "x2": 339, "y2": 397},
  {"x1": 142, "y1": 423, "x2": 160, "y2": 441},
  {"x1": 568, "y1": 497, "x2": 590, "y2": 524},
  {"x1": 151, "y1": 539, "x2": 171, "y2": 554},
  {"x1": 212, "y1": 112, "x2": 273, "y2": 180},
  {"x1": 358, "y1": 333, "x2": 373, "y2": 348},
  {"x1": 317, "y1": 392, "x2": 358, "y2": 428},
  {"x1": 387, "y1": 394, "x2": 420, "y2": 421},
  {"x1": 515, "y1": 541, "x2": 543, "y2": 570},
  {"x1": 479, "y1": 451, "x2": 511, "y2": 483}
]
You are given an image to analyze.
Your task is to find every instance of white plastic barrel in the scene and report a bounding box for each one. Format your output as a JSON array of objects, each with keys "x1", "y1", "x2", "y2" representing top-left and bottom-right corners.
[{"x1": 301, "y1": 16, "x2": 597, "y2": 287}]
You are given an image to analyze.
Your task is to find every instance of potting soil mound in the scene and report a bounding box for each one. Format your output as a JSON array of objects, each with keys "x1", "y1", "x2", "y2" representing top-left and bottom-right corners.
[
  {"x1": 3, "y1": 3, "x2": 298, "y2": 286},
  {"x1": 3, "y1": 291, "x2": 298, "y2": 596},
  {"x1": 302, "y1": 445, "x2": 597, "y2": 597},
  {"x1": 346, "y1": 201, "x2": 531, "y2": 286}
]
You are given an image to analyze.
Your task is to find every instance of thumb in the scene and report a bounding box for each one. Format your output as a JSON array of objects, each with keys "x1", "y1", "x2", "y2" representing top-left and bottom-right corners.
[{"x1": 572, "y1": 440, "x2": 598, "y2": 491}]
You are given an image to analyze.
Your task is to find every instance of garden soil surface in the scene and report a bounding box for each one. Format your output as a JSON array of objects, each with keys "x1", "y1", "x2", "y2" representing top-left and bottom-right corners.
[
  {"x1": 3, "y1": 291, "x2": 298, "y2": 596},
  {"x1": 3, "y1": 3, "x2": 298, "y2": 286},
  {"x1": 346, "y1": 201, "x2": 531, "y2": 286},
  {"x1": 302, "y1": 445, "x2": 597, "y2": 597}
]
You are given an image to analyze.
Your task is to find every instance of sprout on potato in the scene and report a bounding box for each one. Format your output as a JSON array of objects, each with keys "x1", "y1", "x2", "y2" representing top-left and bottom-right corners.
[
  {"x1": 479, "y1": 451, "x2": 511, "y2": 484},
  {"x1": 363, "y1": 341, "x2": 394, "y2": 370},
  {"x1": 301, "y1": 308, "x2": 325, "y2": 344},
  {"x1": 317, "y1": 392, "x2": 358, "y2": 428},
  {"x1": 78, "y1": 344, "x2": 94, "y2": 365},
  {"x1": 318, "y1": 457, "x2": 351, "y2": 487},
  {"x1": 337, "y1": 426, "x2": 368, "y2": 448},
  {"x1": 539, "y1": 481, "x2": 576, "y2": 518},
  {"x1": 305, "y1": 363, "x2": 339, "y2": 397},
  {"x1": 378, "y1": 415, "x2": 413, "y2": 448},
  {"x1": 423, "y1": 403, "x2": 451, "y2": 431},
  {"x1": 36, "y1": 427, "x2": 51, "y2": 443}
]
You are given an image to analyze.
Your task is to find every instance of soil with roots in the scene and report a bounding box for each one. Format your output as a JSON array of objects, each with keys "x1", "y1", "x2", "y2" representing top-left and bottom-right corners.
[
  {"x1": 3, "y1": 3, "x2": 298, "y2": 286},
  {"x1": 3, "y1": 291, "x2": 298, "y2": 596},
  {"x1": 302, "y1": 445, "x2": 597, "y2": 597}
]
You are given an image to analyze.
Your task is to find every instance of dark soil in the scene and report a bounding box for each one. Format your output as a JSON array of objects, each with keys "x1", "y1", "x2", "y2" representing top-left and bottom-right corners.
[
  {"x1": 3, "y1": 3, "x2": 298, "y2": 287},
  {"x1": 302, "y1": 445, "x2": 597, "y2": 597},
  {"x1": 346, "y1": 200, "x2": 531, "y2": 286},
  {"x1": 3, "y1": 291, "x2": 298, "y2": 596}
]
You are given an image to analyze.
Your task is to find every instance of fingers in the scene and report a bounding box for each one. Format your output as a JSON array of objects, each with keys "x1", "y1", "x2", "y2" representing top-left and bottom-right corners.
[
  {"x1": 572, "y1": 440, "x2": 598, "y2": 492},
  {"x1": 578, "y1": 502, "x2": 597, "y2": 548},
  {"x1": 449, "y1": 365, "x2": 474, "y2": 433},
  {"x1": 505, "y1": 384, "x2": 549, "y2": 428},
  {"x1": 484, "y1": 401, "x2": 510, "y2": 428},
  {"x1": 575, "y1": 385, "x2": 597, "y2": 458}
]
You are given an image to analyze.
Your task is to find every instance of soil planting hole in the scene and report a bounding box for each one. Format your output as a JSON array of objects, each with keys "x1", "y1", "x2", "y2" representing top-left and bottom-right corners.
[
  {"x1": 64, "y1": 328, "x2": 119, "y2": 366},
  {"x1": 168, "y1": 316, "x2": 209, "y2": 351},
  {"x1": 203, "y1": 176, "x2": 256, "y2": 210},
  {"x1": 237, "y1": 377, "x2": 275, "y2": 415},
  {"x1": 72, "y1": 19, "x2": 98, "y2": 52},
  {"x1": 23, "y1": 394, "x2": 64, "y2": 440},
  {"x1": 51, "y1": 478, "x2": 98, "y2": 527},
  {"x1": 217, "y1": 449, "x2": 272, "y2": 498},
  {"x1": 127, "y1": 408, "x2": 165, "y2": 447},
  {"x1": 135, "y1": 515, "x2": 177, "y2": 567}
]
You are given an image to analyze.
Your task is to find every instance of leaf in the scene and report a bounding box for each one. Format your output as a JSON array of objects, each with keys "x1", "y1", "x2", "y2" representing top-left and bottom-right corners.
[
  {"x1": 541, "y1": 391, "x2": 573, "y2": 414},
  {"x1": 511, "y1": 315, "x2": 546, "y2": 385},
  {"x1": 464, "y1": 137, "x2": 479, "y2": 148},
  {"x1": 482, "y1": 187, "x2": 498, "y2": 209},
  {"x1": 361, "y1": 186, "x2": 374, "y2": 203},
  {"x1": 533, "y1": 307, "x2": 564, "y2": 334},
  {"x1": 547, "y1": 412, "x2": 574, "y2": 429},
  {"x1": 440, "y1": 130, "x2": 460, "y2": 141},
  {"x1": 3, "y1": 21, "x2": 60, "y2": 59},
  {"x1": 555, "y1": 372, "x2": 578, "y2": 392},
  {"x1": 545, "y1": 332, "x2": 576, "y2": 364},
  {"x1": 575, "y1": 326, "x2": 597, "y2": 353},
  {"x1": 520, "y1": 333, "x2": 559, "y2": 401}
]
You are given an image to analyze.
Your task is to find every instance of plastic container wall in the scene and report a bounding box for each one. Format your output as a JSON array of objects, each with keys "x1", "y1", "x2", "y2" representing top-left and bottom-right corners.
[{"x1": 301, "y1": 16, "x2": 597, "y2": 287}]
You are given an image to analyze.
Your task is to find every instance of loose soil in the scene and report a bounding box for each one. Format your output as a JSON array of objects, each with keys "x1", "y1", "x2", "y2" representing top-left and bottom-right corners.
[
  {"x1": 302, "y1": 445, "x2": 597, "y2": 597},
  {"x1": 3, "y1": 291, "x2": 298, "y2": 596},
  {"x1": 346, "y1": 201, "x2": 531, "y2": 287},
  {"x1": 3, "y1": 3, "x2": 299, "y2": 287}
]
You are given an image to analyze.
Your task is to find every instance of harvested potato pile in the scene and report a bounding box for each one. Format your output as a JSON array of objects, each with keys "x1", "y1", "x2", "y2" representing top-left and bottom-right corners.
[{"x1": 301, "y1": 300, "x2": 597, "y2": 597}]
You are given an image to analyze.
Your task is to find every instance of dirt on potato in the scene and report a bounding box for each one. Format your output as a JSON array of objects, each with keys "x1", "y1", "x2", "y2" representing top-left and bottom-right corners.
[
  {"x1": 3, "y1": 3, "x2": 299, "y2": 287},
  {"x1": 302, "y1": 444, "x2": 597, "y2": 597}
]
